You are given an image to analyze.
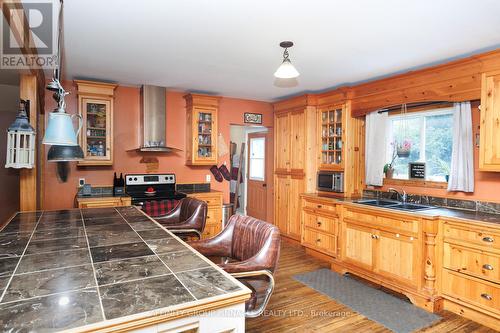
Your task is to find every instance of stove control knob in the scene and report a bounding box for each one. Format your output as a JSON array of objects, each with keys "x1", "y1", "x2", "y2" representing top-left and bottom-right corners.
[
  {"x1": 134, "y1": 177, "x2": 138, "y2": 181},
  {"x1": 128, "y1": 177, "x2": 132, "y2": 181},
  {"x1": 165, "y1": 176, "x2": 168, "y2": 181}
]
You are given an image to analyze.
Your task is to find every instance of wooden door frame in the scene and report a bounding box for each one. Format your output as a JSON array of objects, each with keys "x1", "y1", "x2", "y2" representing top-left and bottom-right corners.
[{"x1": 246, "y1": 131, "x2": 268, "y2": 218}]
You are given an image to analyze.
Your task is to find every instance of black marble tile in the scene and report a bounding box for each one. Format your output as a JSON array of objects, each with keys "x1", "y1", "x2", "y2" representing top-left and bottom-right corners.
[
  {"x1": 3, "y1": 265, "x2": 95, "y2": 303},
  {"x1": 128, "y1": 220, "x2": 163, "y2": 231},
  {"x1": 428, "y1": 196, "x2": 447, "y2": 207},
  {"x1": 362, "y1": 190, "x2": 379, "y2": 198},
  {"x1": 0, "y1": 257, "x2": 21, "y2": 277},
  {"x1": 95, "y1": 255, "x2": 171, "y2": 286},
  {"x1": 88, "y1": 231, "x2": 142, "y2": 248},
  {"x1": 39, "y1": 210, "x2": 82, "y2": 222},
  {"x1": 99, "y1": 275, "x2": 194, "y2": 319},
  {"x1": 406, "y1": 194, "x2": 422, "y2": 204},
  {"x1": 176, "y1": 267, "x2": 241, "y2": 299},
  {"x1": 36, "y1": 219, "x2": 84, "y2": 231},
  {"x1": 42, "y1": 209, "x2": 80, "y2": 217},
  {"x1": 90, "y1": 242, "x2": 154, "y2": 263},
  {"x1": 0, "y1": 219, "x2": 37, "y2": 235},
  {"x1": 17, "y1": 249, "x2": 91, "y2": 274},
  {"x1": 158, "y1": 251, "x2": 211, "y2": 273},
  {"x1": 81, "y1": 208, "x2": 119, "y2": 218},
  {"x1": 126, "y1": 216, "x2": 154, "y2": 223},
  {"x1": 447, "y1": 198, "x2": 477, "y2": 211},
  {"x1": 137, "y1": 229, "x2": 173, "y2": 240},
  {"x1": 0, "y1": 289, "x2": 103, "y2": 332},
  {"x1": 83, "y1": 217, "x2": 125, "y2": 226},
  {"x1": 146, "y1": 238, "x2": 186, "y2": 254},
  {"x1": 0, "y1": 276, "x2": 10, "y2": 295},
  {"x1": 32, "y1": 227, "x2": 86, "y2": 241},
  {"x1": 477, "y1": 201, "x2": 500, "y2": 214},
  {"x1": 85, "y1": 223, "x2": 134, "y2": 234},
  {"x1": 115, "y1": 206, "x2": 144, "y2": 217},
  {"x1": 25, "y1": 236, "x2": 88, "y2": 255},
  {"x1": 0, "y1": 233, "x2": 31, "y2": 258}
]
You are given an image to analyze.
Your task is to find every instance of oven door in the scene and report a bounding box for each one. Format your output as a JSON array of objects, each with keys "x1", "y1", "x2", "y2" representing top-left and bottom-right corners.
[{"x1": 317, "y1": 172, "x2": 334, "y2": 192}]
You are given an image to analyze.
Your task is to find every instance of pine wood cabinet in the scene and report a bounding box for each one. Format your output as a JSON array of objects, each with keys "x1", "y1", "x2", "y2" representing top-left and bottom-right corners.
[
  {"x1": 75, "y1": 80, "x2": 117, "y2": 166},
  {"x1": 479, "y1": 71, "x2": 500, "y2": 171},
  {"x1": 273, "y1": 96, "x2": 317, "y2": 241},
  {"x1": 340, "y1": 207, "x2": 422, "y2": 289},
  {"x1": 76, "y1": 196, "x2": 131, "y2": 208},
  {"x1": 184, "y1": 94, "x2": 220, "y2": 166},
  {"x1": 186, "y1": 191, "x2": 223, "y2": 239}
]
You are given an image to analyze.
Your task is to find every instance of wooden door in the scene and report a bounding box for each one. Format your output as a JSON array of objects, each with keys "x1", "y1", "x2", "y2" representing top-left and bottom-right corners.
[
  {"x1": 287, "y1": 175, "x2": 305, "y2": 240},
  {"x1": 247, "y1": 132, "x2": 267, "y2": 220},
  {"x1": 375, "y1": 231, "x2": 419, "y2": 287},
  {"x1": 289, "y1": 110, "x2": 305, "y2": 173},
  {"x1": 480, "y1": 72, "x2": 500, "y2": 171},
  {"x1": 274, "y1": 174, "x2": 289, "y2": 234},
  {"x1": 343, "y1": 222, "x2": 374, "y2": 271},
  {"x1": 275, "y1": 112, "x2": 290, "y2": 173}
]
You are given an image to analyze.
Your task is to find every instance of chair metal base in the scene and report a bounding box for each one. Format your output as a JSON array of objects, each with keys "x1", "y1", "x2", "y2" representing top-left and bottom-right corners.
[{"x1": 231, "y1": 270, "x2": 275, "y2": 318}]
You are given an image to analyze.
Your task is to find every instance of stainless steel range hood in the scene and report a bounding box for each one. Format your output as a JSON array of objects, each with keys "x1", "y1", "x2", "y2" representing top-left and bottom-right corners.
[{"x1": 136, "y1": 85, "x2": 180, "y2": 152}]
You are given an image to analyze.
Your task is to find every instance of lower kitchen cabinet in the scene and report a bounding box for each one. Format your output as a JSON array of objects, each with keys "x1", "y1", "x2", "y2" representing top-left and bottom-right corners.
[
  {"x1": 341, "y1": 209, "x2": 421, "y2": 289},
  {"x1": 186, "y1": 191, "x2": 223, "y2": 239},
  {"x1": 275, "y1": 174, "x2": 304, "y2": 241}
]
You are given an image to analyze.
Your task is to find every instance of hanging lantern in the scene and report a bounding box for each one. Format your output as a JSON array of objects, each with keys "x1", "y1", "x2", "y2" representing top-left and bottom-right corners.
[{"x1": 5, "y1": 100, "x2": 36, "y2": 169}]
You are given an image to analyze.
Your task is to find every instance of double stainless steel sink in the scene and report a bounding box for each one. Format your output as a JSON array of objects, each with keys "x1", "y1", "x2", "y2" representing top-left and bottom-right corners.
[{"x1": 354, "y1": 199, "x2": 436, "y2": 212}]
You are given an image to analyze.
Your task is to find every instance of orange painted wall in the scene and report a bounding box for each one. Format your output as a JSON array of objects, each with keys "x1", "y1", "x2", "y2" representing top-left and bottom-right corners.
[
  {"x1": 42, "y1": 82, "x2": 273, "y2": 210},
  {"x1": 375, "y1": 101, "x2": 500, "y2": 203}
]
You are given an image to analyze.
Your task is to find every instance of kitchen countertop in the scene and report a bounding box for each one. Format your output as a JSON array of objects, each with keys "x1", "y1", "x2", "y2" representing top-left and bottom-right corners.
[
  {"x1": 0, "y1": 207, "x2": 249, "y2": 332},
  {"x1": 301, "y1": 193, "x2": 500, "y2": 226}
]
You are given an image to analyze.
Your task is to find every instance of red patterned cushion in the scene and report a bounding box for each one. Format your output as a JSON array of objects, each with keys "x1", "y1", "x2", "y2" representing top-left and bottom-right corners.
[{"x1": 143, "y1": 200, "x2": 179, "y2": 217}]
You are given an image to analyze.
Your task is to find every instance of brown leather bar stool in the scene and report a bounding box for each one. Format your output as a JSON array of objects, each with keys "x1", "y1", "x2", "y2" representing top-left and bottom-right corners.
[
  {"x1": 189, "y1": 214, "x2": 281, "y2": 317},
  {"x1": 155, "y1": 198, "x2": 207, "y2": 239}
]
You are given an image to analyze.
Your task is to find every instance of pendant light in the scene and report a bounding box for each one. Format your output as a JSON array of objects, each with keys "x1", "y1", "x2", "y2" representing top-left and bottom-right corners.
[
  {"x1": 42, "y1": 0, "x2": 84, "y2": 161},
  {"x1": 5, "y1": 100, "x2": 36, "y2": 169},
  {"x1": 274, "y1": 41, "x2": 300, "y2": 79}
]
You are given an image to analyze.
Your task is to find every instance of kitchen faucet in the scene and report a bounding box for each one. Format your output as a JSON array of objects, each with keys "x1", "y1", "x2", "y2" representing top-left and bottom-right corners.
[{"x1": 388, "y1": 188, "x2": 407, "y2": 203}]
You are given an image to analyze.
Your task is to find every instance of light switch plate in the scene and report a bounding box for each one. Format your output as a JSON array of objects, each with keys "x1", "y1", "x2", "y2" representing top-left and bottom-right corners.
[
  {"x1": 78, "y1": 178, "x2": 85, "y2": 187},
  {"x1": 206, "y1": 174, "x2": 211, "y2": 182}
]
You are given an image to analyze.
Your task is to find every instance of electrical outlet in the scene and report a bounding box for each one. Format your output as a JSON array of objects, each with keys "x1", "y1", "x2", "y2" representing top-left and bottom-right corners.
[
  {"x1": 78, "y1": 178, "x2": 85, "y2": 187},
  {"x1": 206, "y1": 174, "x2": 211, "y2": 182}
]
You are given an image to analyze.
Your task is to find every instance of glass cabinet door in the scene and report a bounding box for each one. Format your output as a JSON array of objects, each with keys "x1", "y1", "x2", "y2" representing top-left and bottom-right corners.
[
  {"x1": 320, "y1": 107, "x2": 343, "y2": 168},
  {"x1": 81, "y1": 98, "x2": 111, "y2": 163},
  {"x1": 194, "y1": 107, "x2": 217, "y2": 162}
]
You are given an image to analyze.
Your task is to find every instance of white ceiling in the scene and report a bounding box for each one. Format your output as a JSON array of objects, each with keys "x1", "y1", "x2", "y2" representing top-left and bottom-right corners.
[{"x1": 62, "y1": 0, "x2": 500, "y2": 102}]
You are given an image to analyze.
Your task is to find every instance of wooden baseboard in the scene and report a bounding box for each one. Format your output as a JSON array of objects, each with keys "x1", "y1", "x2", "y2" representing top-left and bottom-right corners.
[{"x1": 280, "y1": 235, "x2": 301, "y2": 245}]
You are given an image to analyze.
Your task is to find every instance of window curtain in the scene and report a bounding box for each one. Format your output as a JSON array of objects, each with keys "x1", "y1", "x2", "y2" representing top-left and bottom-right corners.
[
  {"x1": 365, "y1": 111, "x2": 388, "y2": 186},
  {"x1": 448, "y1": 102, "x2": 474, "y2": 192}
]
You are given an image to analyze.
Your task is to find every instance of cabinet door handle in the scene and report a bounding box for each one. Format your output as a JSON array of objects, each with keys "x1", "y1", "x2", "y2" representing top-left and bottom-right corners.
[
  {"x1": 371, "y1": 234, "x2": 379, "y2": 239},
  {"x1": 316, "y1": 238, "x2": 321, "y2": 243},
  {"x1": 317, "y1": 221, "x2": 322, "y2": 227},
  {"x1": 317, "y1": 205, "x2": 322, "y2": 209},
  {"x1": 481, "y1": 293, "x2": 493, "y2": 301},
  {"x1": 482, "y1": 236, "x2": 494, "y2": 243},
  {"x1": 482, "y1": 264, "x2": 494, "y2": 271}
]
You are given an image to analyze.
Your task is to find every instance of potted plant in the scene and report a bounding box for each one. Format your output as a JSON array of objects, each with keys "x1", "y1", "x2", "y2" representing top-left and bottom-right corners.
[
  {"x1": 396, "y1": 139, "x2": 412, "y2": 158},
  {"x1": 384, "y1": 142, "x2": 398, "y2": 179},
  {"x1": 435, "y1": 158, "x2": 450, "y2": 182}
]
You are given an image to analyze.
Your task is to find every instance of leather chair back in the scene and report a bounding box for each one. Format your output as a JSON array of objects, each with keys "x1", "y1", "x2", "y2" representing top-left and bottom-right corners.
[{"x1": 228, "y1": 215, "x2": 281, "y2": 273}]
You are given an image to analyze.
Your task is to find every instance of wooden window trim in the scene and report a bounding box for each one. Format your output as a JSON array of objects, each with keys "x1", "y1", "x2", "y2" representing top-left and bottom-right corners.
[{"x1": 383, "y1": 178, "x2": 448, "y2": 189}]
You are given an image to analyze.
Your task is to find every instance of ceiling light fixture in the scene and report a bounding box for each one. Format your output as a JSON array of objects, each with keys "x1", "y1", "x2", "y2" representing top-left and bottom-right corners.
[{"x1": 274, "y1": 41, "x2": 300, "y2": 79}]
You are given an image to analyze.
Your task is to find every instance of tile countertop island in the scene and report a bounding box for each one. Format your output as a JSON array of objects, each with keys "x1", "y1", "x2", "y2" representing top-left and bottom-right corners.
[{"x1": 0, "y1": 207, "x2": 250, "y2": 332}]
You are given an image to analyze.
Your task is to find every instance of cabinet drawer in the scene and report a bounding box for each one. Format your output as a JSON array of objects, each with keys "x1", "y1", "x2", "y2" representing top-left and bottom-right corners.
[
  {"x1": 442, "y1": 270, "x2": 500, "y2": 315},
  {"x1": 344, "y1": 209, "x2": 377, "y2": 224},
  {"x1": 303, "y1": 212, "x2": 336, "y2": 234},
  {"x1": 443, "y1": 242, "x2": 500, "y2": 284},
  {"x1": 377, "y1": 216, "x2": 418, "y2": 235},
  {"x1": 303, "y1": 228, "x2": 337, "y2": 255},
  {"x1": 444, "y1": 222, "x2": 500, "y2": 252},
  {"x1": 304, "y1": 200, "x2": 338, "y2": 215},
  {"x1": 187, "y1": 193, "x2": 222, "y2": 207}
]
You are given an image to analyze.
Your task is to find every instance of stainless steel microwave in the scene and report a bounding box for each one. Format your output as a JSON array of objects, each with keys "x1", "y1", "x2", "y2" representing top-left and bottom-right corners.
[{"x1": 317, "y1": 171, "x2": 344, "y2": 193}]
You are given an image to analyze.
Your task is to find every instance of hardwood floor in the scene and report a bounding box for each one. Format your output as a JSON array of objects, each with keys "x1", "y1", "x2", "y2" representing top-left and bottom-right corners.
[{"x1": 246, "y1": 243, "x2": 496, "y2": 333}]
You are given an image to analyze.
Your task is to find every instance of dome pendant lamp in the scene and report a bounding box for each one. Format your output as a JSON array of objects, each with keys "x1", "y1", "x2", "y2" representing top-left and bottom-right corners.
[{"x1": 274, "y1": 41, "x2": 300, "y2": 79}]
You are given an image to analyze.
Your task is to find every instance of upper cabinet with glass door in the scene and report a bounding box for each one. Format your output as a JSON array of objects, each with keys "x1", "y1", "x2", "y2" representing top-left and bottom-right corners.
[
  {"x1": 185, "y1": 94, "x2": 220, "y2": 165},
  {"x1": 318, "y1": 105, "x2": 344, "y2": 170},
  {"x1": 75, "y1": 80, "x2": 117, "y2": 166}
]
